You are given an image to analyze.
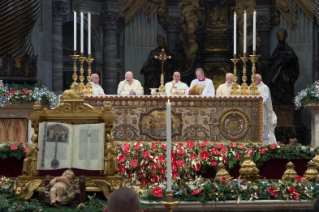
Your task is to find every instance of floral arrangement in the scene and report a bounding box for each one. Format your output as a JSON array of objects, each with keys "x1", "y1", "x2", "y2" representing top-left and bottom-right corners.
[
  {"x1": 0, "y1": 143, "x2": 28, "y2": 160},
  {"x1": 117, "y1": 141, "x2": 316, "y2": 188},
  {"x1": 0, "y1": 81, "x2": 59, "y2": 108},
  {"x1": 141, "y1": 175, "x2": 319, "y2": 203},
  {"x1": 294, "y1": 80, "x2": 319, "y2": 109}
]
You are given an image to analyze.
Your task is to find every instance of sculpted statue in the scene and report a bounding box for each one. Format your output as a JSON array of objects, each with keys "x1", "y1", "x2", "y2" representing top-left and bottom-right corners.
[
  {"x1": 268, "y1": 28, "x2": 299, "y2": 104},
  {"x1": 103, "y1": 141, "x2": 118, "y2": 175},
  {"x1": 22, "y1": 134, "x2": 38, "y2": 176}
]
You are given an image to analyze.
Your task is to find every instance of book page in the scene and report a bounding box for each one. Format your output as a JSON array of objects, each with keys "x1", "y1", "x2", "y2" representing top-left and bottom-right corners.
[
  {"x1": 37, "y1": 122, "x2": 73, "y2": 170},
  {"x1": 71, "y1": 123, "x2": 105, "y2": 170}
]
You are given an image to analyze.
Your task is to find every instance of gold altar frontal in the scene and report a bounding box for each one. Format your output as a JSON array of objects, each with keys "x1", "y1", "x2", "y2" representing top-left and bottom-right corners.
[{"x1": 85, "y1": 95, "x2": 264, "y2": 144}]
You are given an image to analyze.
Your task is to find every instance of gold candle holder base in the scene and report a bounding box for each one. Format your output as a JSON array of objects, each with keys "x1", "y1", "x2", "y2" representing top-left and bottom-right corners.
[
  {"x1": 79, "y1": 54, "x2": 87, "y2": 92},
  {"x1": 158, "y1": 73, "x2": 166, "y2": 95},
  {"x1": 230, "y1": 54, "x2": 240, "y2": 95},
  {"x1": 240, "y1": 54, "x2": 250, "y2": 95},
  {"x1": 161, "y1": 191, "x2": 179, "y2": 212},
  {"x1": 85, "y1": 54, "x2": 94, "y2": 95},
  {"x1": 249, "y1": 51, "x2": 260, "y2": 95},
  {"x1": 70, "y1": 50, "x2": 80, "y2": 88}
]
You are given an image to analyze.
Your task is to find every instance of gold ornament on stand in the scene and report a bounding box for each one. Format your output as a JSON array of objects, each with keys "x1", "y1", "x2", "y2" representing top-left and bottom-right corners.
[
  {"x1": 312, "y1": 150, "x2": 319, "y2": 171},
  {"x1": 282, "y1": 161, "x2": 297, "y2": 181},
  {"x1": 230, "y1": 54, "x2": 240, "y2": 95},
  {"x1": 79, "y1": 53, "x2": 87, "y2": 90},
  {"x1": 71, "y1": 50, "x2": 80, "y2": 87},
  {"x1": 154, "y1": 48, "x2": 171, "y2": 95},
  {"x1": 249, "y1": 51, "x2": 260, "y2": 95},
  {"x1": 240, "y1": 53, "x2": 250, "y2": 95},
  {"x1": 215, "y1": 163, "x2": 231, "y2": 181},
  {"x1": 85, "y1": 54, "x2": 94, "y2": 95},
  {"x1": 239, "y1": 155, "x2": 259, "y2": 182},
  {"x1": 303, "y1": 160, "x2": 318, "y2": 181},
  {"x1": 161, "y1": 191, "x2": 179, "y2": 212}
]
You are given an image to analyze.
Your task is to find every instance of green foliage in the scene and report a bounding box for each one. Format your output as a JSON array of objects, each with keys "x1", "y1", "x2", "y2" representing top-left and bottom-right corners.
[{"x1": 0, "y1": 144, "x2": 26, "y2": 160}]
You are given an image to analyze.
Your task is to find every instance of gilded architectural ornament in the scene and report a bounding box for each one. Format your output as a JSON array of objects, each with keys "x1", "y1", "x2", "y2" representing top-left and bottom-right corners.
[
  {"x1": 14, "y1": 178, "x2": 42, "y2": 200},
  {"x1": 215, "y1": 163, "x2": 231, "y2": 181},
  {"x1": 282, "y1": 161, "x2": 297, "y2": 181},
  {"x1": 303, "y1": 160, "x2": 318, "y2": 181},
  {"x1": 22, "y1": 134, "x2": 39, "y2": 176},
  {"x1": 239, "y1": 155, "x2": 259, "y2": 182},
  {"x1": 312, "y1": 150, "x2": 319, "y2": 170}
]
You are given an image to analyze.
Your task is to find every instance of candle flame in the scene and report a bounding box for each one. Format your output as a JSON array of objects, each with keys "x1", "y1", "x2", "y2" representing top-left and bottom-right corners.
[{"x1": 244, "y1": 10, "x2": 246, "y2": 13}]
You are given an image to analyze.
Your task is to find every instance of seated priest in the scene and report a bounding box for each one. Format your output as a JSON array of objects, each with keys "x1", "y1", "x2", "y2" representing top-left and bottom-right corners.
[
  {"x1": 165, "y1": 71, "x2": 189, "y2": 95},
  {"x1": 189, "y1": 68, "x2": 215, "y2": 96},
  {"x1": 90, "y1": 73, "x2": 105, "y2": 95},
  {"x1": 255, "y1": 74, "x2": 277, "y2": 144},
  {"x1": 117, "y1": 71, "x2": 144, "y2": 95},
  {"x1": 216, "y1": 73, "x2": 234, "y2": 96}
]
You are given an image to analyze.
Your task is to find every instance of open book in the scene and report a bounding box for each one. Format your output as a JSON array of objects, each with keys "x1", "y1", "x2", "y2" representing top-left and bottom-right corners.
[{"x1": 37, "y1": 122, "x2": 105, "y2": 170}]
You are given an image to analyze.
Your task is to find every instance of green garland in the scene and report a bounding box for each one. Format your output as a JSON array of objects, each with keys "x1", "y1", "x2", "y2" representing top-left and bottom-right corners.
[{"x1": 0, "y1": 144, "x2": 26, "y2": 160}]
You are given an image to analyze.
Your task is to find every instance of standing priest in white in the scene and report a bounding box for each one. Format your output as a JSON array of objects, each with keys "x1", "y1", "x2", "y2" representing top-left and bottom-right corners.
[
  {"x1": 216, "y1": 73, "x2": 234, "y2": 96},
  {"x1": 255, "y1": 74, "x2": 277, "y2": 144},
  {"x1": 117, "y1": 71, "x2": 144, "y2": 95},
  {"x1": 90, "y1": 73, "x2": 105, "y2": 95},
  {"x1": 189, "y1": 68, "x2": 215, "y2": 96},
  {"x1": 165, "y1": 71, "x2": 189, "y2": 95}
]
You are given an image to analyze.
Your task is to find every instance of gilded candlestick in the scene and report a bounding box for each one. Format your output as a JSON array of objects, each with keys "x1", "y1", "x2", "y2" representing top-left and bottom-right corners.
[
  {"x1": 161, "y1": 191, "x2": 179, "y2": 212},
  {"x1": 240, "y1": 53, "x2": 249, "y2": 95},
  {"x1": 70, "y1": 50, "x2": 80, "y2": 86},
  {"x1": 230, "y1": 54, "x2": 240, "y2": 95},
  {"x1": 85, "y1": 54, "x2": 94, "y2": 95},
  {"x1": 249, "y1": 51, "x2": 260, "y2": 95},
  {"x1": 79, "y1": 53, "x2": 87, "y2": 90},
  {"x1": 154, "y1": 49, "x2": 171, "y2": 95}
]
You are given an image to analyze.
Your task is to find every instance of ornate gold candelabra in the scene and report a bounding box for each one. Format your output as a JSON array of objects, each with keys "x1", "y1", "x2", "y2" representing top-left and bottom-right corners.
[
  {"x1": 249, "y1": 51, "x2": 260, "y2": 95},
  {"x1": 85, "y1": 54, "x2": 94, "y2": 95},
  {"x1": 230, "y1": 54, "x2": 240, "y2": 95},
  {"x1": 70, "y1": 50, "x2": 80, "y2": 87},
  {"x1": 161, "y1": 191, "x2": 179, "y2": 212},
  {"x1": 79, "y1": 53, "x2": 87, "y2": 90},
  {"x1": 240, "y1": 53, "x2": 250, "y2": 95},
  {"x1": 154, "y1": 48, "x2": 171, "y2": 95}
]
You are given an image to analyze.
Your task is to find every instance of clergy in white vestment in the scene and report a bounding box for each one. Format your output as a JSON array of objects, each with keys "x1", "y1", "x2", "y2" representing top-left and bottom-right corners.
[
  {"x1": 165, "y1": 71, "x2": 189, "y2": 95},
  {"x1": 216, "y1": 73, "x2": 234, "y2": 96},
  {"x1": 117, "y1": 71, "x2": 144, "y2": 95},
  {"x1": 255, "y1": 74, "x2": 277, "y2": 144},
  {"x1": 189, "y1": 68, "x2": 215, "y2": 96},
  {"x1": 90, "y1": 73, "x2": 105, "y2": 95}
]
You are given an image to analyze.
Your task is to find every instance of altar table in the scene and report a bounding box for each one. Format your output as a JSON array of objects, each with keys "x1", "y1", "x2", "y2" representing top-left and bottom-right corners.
[{"x1": 85, "y1": 95, "x2": 263, "y2": 144}]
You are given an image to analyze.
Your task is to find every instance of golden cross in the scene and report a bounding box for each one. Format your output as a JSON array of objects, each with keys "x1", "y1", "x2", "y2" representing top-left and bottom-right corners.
[{"x1": 154, "y1": 48, "x2": 171, "y2": 95}]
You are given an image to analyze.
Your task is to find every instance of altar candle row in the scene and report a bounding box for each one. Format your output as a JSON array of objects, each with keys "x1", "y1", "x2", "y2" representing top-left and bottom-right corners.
[
  {"x1": 74, "y1": 12, "x2": 91, "y2": 55},
  {"x1": 233, "y1": 10, "x2": 257, "y2": 55}
]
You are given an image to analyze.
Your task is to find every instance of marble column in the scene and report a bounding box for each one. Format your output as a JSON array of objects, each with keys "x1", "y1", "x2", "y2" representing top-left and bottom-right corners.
[
  {"x1": 52, "y1": 0, "x2": 68, "y2": 94},
  {"x1": 101, "y1": 11, "x2": 121, "y2": 94},
  {"x1": 166, "y1": 16, "x2": 183, "y2": 50},
  {"x1": 256, "y1": 5, "x2": 272, "y2": 58}
]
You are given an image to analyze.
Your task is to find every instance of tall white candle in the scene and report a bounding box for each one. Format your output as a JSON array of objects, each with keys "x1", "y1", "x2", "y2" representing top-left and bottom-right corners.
[
  {"x1": 253, "y1": 10, "x2": 256, "y2": 51},
  {"x1": 166, "y1": 99, "x2": 172, "y2": 191},
  {"x1": 74, "y1": 11, "x2": 77, "y2": 51},
  {"x1": 234, "y1": 12, "x2": 237, "y2": 55},
  {"x1": 81, "y1": 12, "x2": 84, "y2": 54},
  {"x1": 243, "y1": 11, "x2": 247, "y2": 54},
  {"x1": 88, "y1": 13, "x2": 91, "y2": 55}
]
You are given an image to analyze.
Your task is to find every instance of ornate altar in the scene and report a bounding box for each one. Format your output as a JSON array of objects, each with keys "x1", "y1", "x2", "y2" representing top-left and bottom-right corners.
[
  {"x1": 85, "y1": 95, "x2": 263, "y2": 144},
  {"x1": 16, "y1": 88, "x2": 122, "y2": 200}
]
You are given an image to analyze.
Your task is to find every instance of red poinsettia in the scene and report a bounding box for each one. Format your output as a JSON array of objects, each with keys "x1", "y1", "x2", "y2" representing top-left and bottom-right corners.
[
  {"x1": 118, "y1": 155, "x2": 126, "y2": 163},
  {"x1": 158, "y1": 155, "x2": 166, "y2": 164},
  {"x1": 141, "y1": 161, "x2": 147, "y2": 168},
  {"x1": 210, "y1": 148, "x2": 219, "y2": 156},
  {"x1": 150, "y1": 145, "x2": 156, "y2": 150},
  {"x1": 220, "y1": 147, "x2": 228, "y2": 155},
  {"x1": 133, "y1": 144, "x2": 141, "y2": 150},
  {"x1": 23, "y1": 146, "x2": 29, "y2": 152},
  {"x1": 24, "y1": 90, "x2": 30, "y2": 95},
  {"x1": 159, "y1": 166, "x2": 165, "y2": 174},
  {"x1": 118, "y1": 165, "x2": 126, "y2": 173},
  {"x1": 268, "y1": 187, "x2": 278, "y2": 198},
  {"x1": 216, "y1": 144, "x2": 224, "y2": 149},
  {"x1": 193, "y1": 163, "x2": 201, "y2": 171},
  {"x1": 151, "y1": 162, "x2": 158, "y2": 169},
  {"x1": 5, "y1": 93, "x2": 9, "y2": 97},
  {"x1": 142, "y1": 150, "x2": 149, "y2": 159},
  {"x1": 200, "y1": 151, "x2": 210, "y2": 160},
  {"x1": 246, "y1": 149, "x2": 254, "y2": 156},
  {"x1": 131, "y1": 160, "x2": 138, "y2": 168},
  {"x1": 210, "y1": 160, "x2": 217, "y2": 166},
  {"x1": 236, "y1": 153, "x2": 241, "y2": 160},
  {"x1": 151, "y1": 187, "x2": 164, "y2": 198},
  {"x1": 176, "y1": 148, "x2": 185, "y2": 155},
  {"x1": 176, "y1": 159, "x2": 184, "y2": 167},
  {"x1": 222, "y1": 156, "x2": 228, "y2": 164},
  {"x1": 171, "y1": 161, "x2": 177, "y2": 170},
  {"x1": 229, "y1": 142, "x2": 237, "y2": 147},
  {"x1": 295, "y1": 175, "x2": 303, "y2": 182},
  {"x1": 152, "y1": 175, "x2": 159, "y2": 183},
  {"x1": 10, "y1": 145, "x2": 17, "y2": 151},
  {"x1": 122, "y1": 143, "x2": 130, "y2": 154},
  {"x1": 186, "y1": 140, "x2": 195, "y2": 149},
  {"x1": 172, "y1": 170, "x2": 179, "y2": 178},
  {"x1": 289, "y1": 186, "x2": 299, "y2": 200},
  {"x1": 199, "y1": 141, "x2": 208, "y2": 147},
  {"x1": 269, "y1": 144, "x2": 277, "y2": 150},
  {"x1": 190, "y1": 154, "x2": 197, "y2": 160},
  {"x1": 176, "y1": 142, "x2": 183, "y2": 147},
  {"x1": 141, "y1": 178, "x2": 148, "y2": 186},
  {"x1": 239, "y1": 144, "x2": 246, "y2": 149},
  {"x1": 259, "y1": 148, "x2": 266, "y2": 154},
  {"x1": 162, "y1": 144, "x2": 167, "y2": 150},
  {"x1": 9, "y1": 90, "x2": 15, "y2": 95},
  {"x1": 191, "y1": 188, "x2": 202, "y2": 196}
]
